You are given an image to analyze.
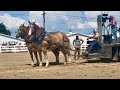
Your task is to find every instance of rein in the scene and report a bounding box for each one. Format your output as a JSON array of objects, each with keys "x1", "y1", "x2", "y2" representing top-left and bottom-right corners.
[{"x1": 36, "y1": 28, "x2": 46, "y2": 44}]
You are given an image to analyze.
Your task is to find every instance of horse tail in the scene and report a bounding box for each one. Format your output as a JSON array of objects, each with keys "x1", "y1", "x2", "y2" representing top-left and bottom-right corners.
[
  {"x1": 60, "y1": 32, "x2": 70, "y2": 42},
  {"x1": 60, "y1": 32, "x2": 71, "y2": 49},
  {"x1": 61, "y1": 32, "x2": 71, "y2": 58}
]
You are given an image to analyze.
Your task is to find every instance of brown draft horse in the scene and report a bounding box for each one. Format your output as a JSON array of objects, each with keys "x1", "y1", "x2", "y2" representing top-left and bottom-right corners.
[
  {"x1": 28, "y1": 21, "x2": 71, "y2": 67},
  {"x1": 16, "y1": 23, "x2": 71, "y2": 67},
  {"x1": 16, "y1": 24, "x2": 41, "y2": 67}
]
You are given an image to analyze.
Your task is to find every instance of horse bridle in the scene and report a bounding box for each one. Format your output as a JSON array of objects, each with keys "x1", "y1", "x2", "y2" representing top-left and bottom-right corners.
[{"x1": 18, "y1": 27, "x2": 31, "y2": 43}]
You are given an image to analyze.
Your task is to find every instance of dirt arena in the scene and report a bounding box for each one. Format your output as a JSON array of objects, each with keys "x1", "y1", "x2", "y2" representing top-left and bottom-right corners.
[{"x1": 0, "y1": 51, "x2": 120, "y2": 79}]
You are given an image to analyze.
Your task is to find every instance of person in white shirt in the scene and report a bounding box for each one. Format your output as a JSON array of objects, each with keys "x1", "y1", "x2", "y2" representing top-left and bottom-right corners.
[
  {"x1": 85, "y1": 29, "x2": 101, "y2": 54},
  {"x1": 73, "y1": 35, "x2": 84, "y2": 60}
]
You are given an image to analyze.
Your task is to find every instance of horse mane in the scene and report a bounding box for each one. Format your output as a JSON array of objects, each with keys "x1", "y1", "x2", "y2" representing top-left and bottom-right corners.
[{"x1": 34, "y1": 24, "x2": 44, "y2": 31}]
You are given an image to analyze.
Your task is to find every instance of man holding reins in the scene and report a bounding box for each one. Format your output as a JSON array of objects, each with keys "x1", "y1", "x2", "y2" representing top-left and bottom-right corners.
[{"x1": 85, "y1": 29, "x2": 101, "y2": 54}]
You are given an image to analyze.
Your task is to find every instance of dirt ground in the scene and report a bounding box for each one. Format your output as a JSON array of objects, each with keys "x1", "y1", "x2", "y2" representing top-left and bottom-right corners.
[{"x1": 0, "y1": 51, "x2": 120, "y2": 79}]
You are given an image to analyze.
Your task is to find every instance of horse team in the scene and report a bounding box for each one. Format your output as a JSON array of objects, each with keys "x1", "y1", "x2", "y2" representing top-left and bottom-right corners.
[{"x1": 16, "y1": 21, "x2": 71, "y2": 67}]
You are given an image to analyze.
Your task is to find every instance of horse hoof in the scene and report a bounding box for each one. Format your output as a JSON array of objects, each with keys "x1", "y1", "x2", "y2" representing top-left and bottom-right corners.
[
  {"x1": 31, "y1": 63, "x2": 35, "y2": 66},
  {"x1": 67, "y1": 61, "x2": 72, "y2": 64},
  {"x1": 64, "y1": 62, "x2": 67, "y2": 65},
  {"x1": 45, "y1": 62, "x2": 49, "y2": 67},
  {"x1": 68, "y1": 59, "x2": 72, "y2": 62},
  {"x1": 35, "y1": 63, "x2": 39, "y2": 67},
  {"x1": 39, "y1": 64, "x2": 43, "y2": 67},
  {"x1": 32, "y1": 64, "x2": 36, "y2": 67}
]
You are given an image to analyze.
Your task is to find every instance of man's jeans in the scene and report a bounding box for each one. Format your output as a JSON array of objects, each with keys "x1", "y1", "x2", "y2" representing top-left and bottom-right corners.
[
  {"x1": 86, "y1": 41, "x2": 101, "y2": 53},
  {"x1": 111, "y1": 27, "x2": 118, "y2": 43}
]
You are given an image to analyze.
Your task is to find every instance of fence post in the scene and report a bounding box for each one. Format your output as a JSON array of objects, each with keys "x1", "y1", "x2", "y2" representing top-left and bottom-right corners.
[{"x1": 0, "y1": 46, "x2": 1, "y2": 53}]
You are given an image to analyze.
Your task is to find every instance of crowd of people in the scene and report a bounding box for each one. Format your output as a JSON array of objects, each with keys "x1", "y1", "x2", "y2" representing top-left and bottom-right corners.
[{"x1": 1, "y1": 41, "x2": 21, "y2": 46}]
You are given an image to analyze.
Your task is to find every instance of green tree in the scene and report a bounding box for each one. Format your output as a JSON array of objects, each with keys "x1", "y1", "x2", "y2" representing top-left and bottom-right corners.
[{"x1": 0, "y1": 22, "x2": 11, "y2": 36}]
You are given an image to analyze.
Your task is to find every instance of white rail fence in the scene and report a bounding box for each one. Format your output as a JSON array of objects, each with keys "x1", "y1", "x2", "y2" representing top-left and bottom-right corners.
[
  {"x1": 81, "y1": 44, "x2": 89, "y2": 50},
  {"x1": 70, "y1": 44, "x2": 89, "y2": 51},
  {"x1": 0, "y1": 44, "x2": 89, "y2": 53},
  {"x1": 0, "y1": 45, "x2": 28, "y2": 53}
]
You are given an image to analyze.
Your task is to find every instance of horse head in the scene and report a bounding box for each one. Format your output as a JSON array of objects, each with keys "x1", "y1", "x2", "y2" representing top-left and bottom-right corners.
[
  {"x1": 16, "y1": 24, "x2": 27, "y2": 39},
  {"x1": 28, "y1": 20, "x2": 44, "y2": 35},
  {"x1": 28, "y1": 20, "x2": 46, "y2": 44}
]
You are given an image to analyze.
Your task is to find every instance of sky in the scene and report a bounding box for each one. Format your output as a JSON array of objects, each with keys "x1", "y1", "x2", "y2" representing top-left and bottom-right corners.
[{"x1": 0, "y1": 11, "x2": 120, "y2": 37}]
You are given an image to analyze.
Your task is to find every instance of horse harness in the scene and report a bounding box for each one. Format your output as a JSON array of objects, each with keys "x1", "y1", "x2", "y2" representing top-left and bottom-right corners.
[{"x1": 27, "y1": 26, "x2": 70, "y2": 49}]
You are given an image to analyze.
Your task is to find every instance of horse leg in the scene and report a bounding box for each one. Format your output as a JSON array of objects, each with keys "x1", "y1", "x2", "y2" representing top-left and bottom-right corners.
[
  {"x1": 52, "y1": 48, "x2": 60, "y2": 65},
  {"x1": 38, "y1": 50, "x2": 43, "y2": 67},
  {"x1": 67, "y1": 49, "x2": 72, "y2": 63},
  {"x1": 34, "y1": 51, "x2": 39, "y2": 66},
  {"x1": 61, "y1": 48, "x2": 68, "y2": 65},
  {"x1": 29, "y1": 51, "x2": 35, "y2": 67},
  {"x1": 43, "y1": 51, "x2": 49, "y2": 67}
]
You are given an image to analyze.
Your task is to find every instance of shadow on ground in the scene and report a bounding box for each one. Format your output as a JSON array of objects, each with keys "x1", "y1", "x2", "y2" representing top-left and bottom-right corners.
[
  {"x1": 82, "y1": 58, "x2": 120, "y2": 63},
  {"x1": 25, "y1": 62, "x2": 64, "y2": 66}
]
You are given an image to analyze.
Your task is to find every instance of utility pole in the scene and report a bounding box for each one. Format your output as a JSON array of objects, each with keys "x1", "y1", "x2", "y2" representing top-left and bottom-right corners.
[{"x1": 41, "y1": 11, "x2": 46, "y2": 30}]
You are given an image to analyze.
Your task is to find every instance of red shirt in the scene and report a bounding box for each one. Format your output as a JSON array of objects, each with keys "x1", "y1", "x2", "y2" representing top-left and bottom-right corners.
[{"x1": 111, "y1": 19, "x2": 117, "y2": 28}]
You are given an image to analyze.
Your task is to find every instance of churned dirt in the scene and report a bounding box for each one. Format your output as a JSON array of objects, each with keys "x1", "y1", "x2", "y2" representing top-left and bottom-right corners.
[{"x1": 0, "y1": 51, "x2": 120, "y2": 79}]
